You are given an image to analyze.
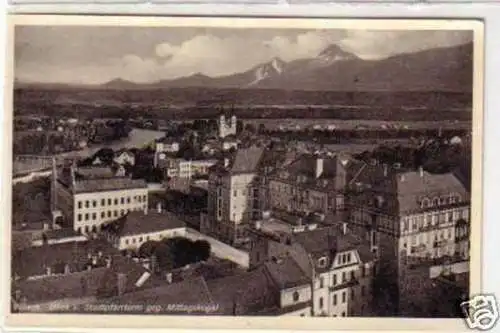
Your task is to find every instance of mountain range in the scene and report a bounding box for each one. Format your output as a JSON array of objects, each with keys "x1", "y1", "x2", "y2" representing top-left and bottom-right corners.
[{"x1": 20, "y1": 42, "x2": 474, "y2": 92}]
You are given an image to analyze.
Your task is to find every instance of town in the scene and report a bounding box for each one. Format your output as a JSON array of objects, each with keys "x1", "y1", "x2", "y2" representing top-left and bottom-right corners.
[{"x1": 11, "y1": 108, "x2": 471, "y2": 318}]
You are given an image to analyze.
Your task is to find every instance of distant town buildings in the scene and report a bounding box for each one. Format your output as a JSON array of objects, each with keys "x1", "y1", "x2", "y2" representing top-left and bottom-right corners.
[{"x1": 218, "y1": 114, "x2": 237, "y2": 139}]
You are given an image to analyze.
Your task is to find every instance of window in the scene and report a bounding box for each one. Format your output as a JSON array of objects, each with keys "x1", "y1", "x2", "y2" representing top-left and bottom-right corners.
[
  {"x1": 341, "y1": 312, "x2": 346, "y2": 317},
  {"x1": 333, "y1": 274, "x2": 337, "y2": 286},
  {"x1": 233, "y1": 190, "x2": 238, "y2": 197},
  {"x1": 127, "y1": 197, "x2": 131, "y2": 204},
  {"x1": 361, "y1": 266, "x2": 366, "y2": 278},
  {"x1": 293, "y1": 291, "x2": 299, "y2": 302},
  {"x1": 318, "y1": 257, "x2": 327, "y2": 268},
  {"x1": 143, "y1": 195, "x2": 147, "y2": 202},
  {"x1": 92, "y1": 200, "x2": 97, "y2": 208},
  {"x1": 114, "y1": 210, "x2": 118, "y2": 217},
  {"x1": 333, "y1": 294, "x2": 337, "y2": 306},
  {"x1": 121, "y1": 197, "x2": 124, "y2": 204},
  {"x1": 77, "y1": 227, "x2": 82, "y2": 234},
  {"x1": 120, "y1": 209, "x2": 124, "y2": 216},
  {"x1": 101, "y1": 212, "x2": 105, "y2": 219},
  {"x1": 350, "y1": 271, "x2": 355, "y2": 281},
  {"x1": 125, "y1": 239, "x2": 129, "y2": 245},
  {"x1": 85, "y1": 200, "x2": 89, "y2": 208},
  {"x1": 319, "y1": 297, "x2": 324, "y2": 309},
  {"x1": 320, "y1": 277, "x2": 324, "y2": 288},
  {"x1": 114, "y1": 198, "x2": 118, "y2": 205},
  {"x1": 101, "y1": 199, "x2": 105, "y2": 206},
  {"x1": 342, "y1": 291, "x2": 346, "y2": 303},
  {"x1": 77, "y1": 214, "x2": 82, "y2": 221},
  {"x1": 361, "y1": 286, "x2": 366, "y2": 296},
  {"x1": 92, "y1": 213, "x2": 96, "y2": 220},
  {"x1": 346, "y1": 253, "x2": 351, "y2": 263},
  {"x1": 84, "y1": 226, "x2": 89, "y2": 233},
  {"x1": 139, "y1": 237, "x2": 143, "y2": 242},
  {"x1": 351, "y1": 289, "x2": 355, "y2": 300},
  {"x1": 342, "y1": 272, "x2": 346, "y2": 282},
  {"x1": 108, "y1": 211, "x2": 111, "y2": 218},
  {"x1": 108, "y1": 199, "x2": 112, "y2": 205},
  {"x1": 421, "y1": 198, "x2": 430, "y2": 208},
  {"x1": 85, "y1": 213, "x2": 89, "y2": 221},
  {"x1": 78, "y1": 201, "x2": 82, "y2": 209},
  {"x1": 132, "y1": 238, "x2": 136, "y2": 244}
]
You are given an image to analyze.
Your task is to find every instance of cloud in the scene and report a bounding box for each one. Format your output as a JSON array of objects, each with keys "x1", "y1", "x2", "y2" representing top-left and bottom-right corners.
[
  {"x1": 339, "y1": 30, "x2": 473, "y2": 60},
  {"x1": 15, "y1": 28, "x2": 472, "y2": 85}
]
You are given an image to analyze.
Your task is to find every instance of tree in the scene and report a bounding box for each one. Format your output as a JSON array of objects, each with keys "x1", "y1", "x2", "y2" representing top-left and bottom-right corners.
[
  {"x1": 193, "y1": 240, "x2": 211, "y2": 262},
  {"x1": 244, "y1": 123, "x2": 256, "y2": 134},
  {"x1": 138, "y1": 240, "x2": 160, "y2": 258}
]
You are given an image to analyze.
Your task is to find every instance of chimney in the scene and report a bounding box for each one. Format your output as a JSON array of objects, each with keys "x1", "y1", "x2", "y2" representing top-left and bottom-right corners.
[
  {"x1": 46, "y1": 266, "x2": 52, "y2": 276},
  {"x1": 43, "y1": 223, "x2": 49, "y2": 231},
  {"x1": 117, "y1": 273, "x2": 127, "y2": 296},
  {"x1": 315, "y1": 158, "x2": 324, "y2": 178},
  {"x1": 262, "y1": 210, "x2": 271, "y2": 220},
  {"x1": 419, "y1": 166, "x2": 424, "y2": 177},
  {"x1": 157, "y1": 202, "x2": 162, "y2": 214},
  {"x1": 342, "y1": 223, "x2": 347, "y2": 235},
  {"x1": 383, "y1": 164, "x2": 388, "y2": 177},
  {"x1": 64, "y1": 264, "x2": 71, "y2": 274},
  {"x1": 166, "y1": 272, "x2": 173, "y2": 284}
]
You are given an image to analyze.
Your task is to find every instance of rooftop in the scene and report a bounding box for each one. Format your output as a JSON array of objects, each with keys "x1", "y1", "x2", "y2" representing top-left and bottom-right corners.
[
  {"x1": 102, "y1": 211, "x2": 186, "y2": 237},
  {"x1": 231, "y1": 146, "x2": 265, "y2": 174},
  {"x1": 264, "y1": 256, "x2": 310, "y2": 289},
  {"x1": 12, "y1": 255, "x2": 158, "y2": 305},
  {"x1": 12, "y1": 239, "x2": 120, "y2": 279}
]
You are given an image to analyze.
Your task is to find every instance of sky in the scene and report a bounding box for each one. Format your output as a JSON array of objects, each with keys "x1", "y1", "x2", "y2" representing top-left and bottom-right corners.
[{"x1": 14, "y1": 27, "x2": 473, "y2": 85}]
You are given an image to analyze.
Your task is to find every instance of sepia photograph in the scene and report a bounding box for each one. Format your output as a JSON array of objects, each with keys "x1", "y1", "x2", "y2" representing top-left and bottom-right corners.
[{"x1": 4, "y1": 15, "x2": 484, "y2": 330}]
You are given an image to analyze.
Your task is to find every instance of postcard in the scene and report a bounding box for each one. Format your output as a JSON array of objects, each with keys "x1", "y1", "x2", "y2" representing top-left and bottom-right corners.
[{"x1": 3, "y1": 15, "x2": 485, "y2": 331}]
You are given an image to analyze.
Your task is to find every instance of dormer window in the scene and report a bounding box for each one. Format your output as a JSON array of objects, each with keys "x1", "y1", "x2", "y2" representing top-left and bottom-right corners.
[
  {"x1": 318, "y1": 257, "x2": 327, "y2": 268},
  {"x1": 432, "y1": 198, "x2": 439, "y2": 207},
  {"x1": 421, "y1": 198, "x2": 430, "y2": 209}
]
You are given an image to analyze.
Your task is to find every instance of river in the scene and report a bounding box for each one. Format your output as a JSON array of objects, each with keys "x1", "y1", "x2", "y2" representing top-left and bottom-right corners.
[{"x1": 58, "y1": 128, "x2": 165, "y2": 159}]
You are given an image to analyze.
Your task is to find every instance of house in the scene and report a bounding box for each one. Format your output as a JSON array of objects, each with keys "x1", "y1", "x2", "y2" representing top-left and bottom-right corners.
[
  {"x1": 346, "y1": 164, "x2": 470, "y2": 315},
  {"x1": 159, "y1": 158, "x2": 218, "y2": 180},
  {"x1": 101, "y1": 207, "x2": 187, "y2": 251},
  {"x1": 267, "y1": 153, "x2": 351, "y2": 215},
  {"x1": 220, "y1": 135, "x2": 239, "y2": 151},
  {"x1": 154, "y1": 138, "x2": 180, "y2": 167},
  {"x1": 204, "y1": 146, "x2": 266, "y2": 245},
  {"x1": 113, "y1": 149, "x2": 136, "y2": 166},
  {"x1": 247, "y1": 223, "x2": 377, "y2": 317},
  {"x1": 55, "y1": 164, "x2": 148, "y2": 235}
]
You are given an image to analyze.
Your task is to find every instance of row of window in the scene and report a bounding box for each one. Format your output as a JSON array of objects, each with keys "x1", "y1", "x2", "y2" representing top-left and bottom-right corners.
[
  {"x1": 76, "y1": 205, "x2": 146, "y2": 222},
  {"x1": 318, "y1": 268, "x2": 364, "y2": 289},
  {"x1": 420, "y1": 194, "x2": 462, "y2": 209},
  {"x1": 401, "y1": 209, "x2": 469, "y2": 233},
  {"x1": 77, "y1": 195, "x2": 147, "y2": 209}
]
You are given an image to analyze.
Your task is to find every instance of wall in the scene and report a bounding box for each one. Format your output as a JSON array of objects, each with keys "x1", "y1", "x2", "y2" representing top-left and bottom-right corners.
[
  {"x1": 184, "y1": 228, "x2": 250, "y2": 268},
  {"x1": 118, "y1": 227, "x2": 187, "y2": 251},
  {"x1": 280, "y1": 285, "x2": 311, "y2": 309}
]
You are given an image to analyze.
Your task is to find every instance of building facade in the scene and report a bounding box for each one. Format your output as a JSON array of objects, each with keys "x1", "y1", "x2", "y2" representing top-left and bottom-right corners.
[
  {"x1": 347, "y1": 165, "x2": 470, "y2": 315},
  {"x1": 54, "y1": 165, "x2": 149, "y2": 235},
  {"x1": 205, "y1": 147, "x2": 265, "y2": 245},
  {"x1": 267, "y1": 155, "x2": 349, "y2": 216}
]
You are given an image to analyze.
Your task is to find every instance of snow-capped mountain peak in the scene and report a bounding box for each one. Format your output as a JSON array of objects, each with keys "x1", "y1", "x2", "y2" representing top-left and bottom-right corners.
[
  {"x1": 248, "y1": 57, "x2": 286, "y2": 86},
  {"x1": 318, "y1": 45, "x2": 357, "y2": 64}
]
